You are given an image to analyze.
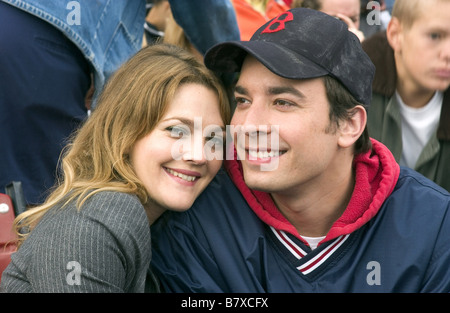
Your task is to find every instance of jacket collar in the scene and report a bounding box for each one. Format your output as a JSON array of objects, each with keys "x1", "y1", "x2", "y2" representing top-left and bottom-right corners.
[
  {"x1": 362, "y1": 31, "x2": 450, "y2": 141},
  {"x1": 224, "y1": 139, "x2": 400, "y2": 247}
]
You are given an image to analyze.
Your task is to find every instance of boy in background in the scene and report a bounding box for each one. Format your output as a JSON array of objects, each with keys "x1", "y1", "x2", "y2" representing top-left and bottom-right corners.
[{"x1": 363, "y1": 0, "x2": 450, "y2": 191}]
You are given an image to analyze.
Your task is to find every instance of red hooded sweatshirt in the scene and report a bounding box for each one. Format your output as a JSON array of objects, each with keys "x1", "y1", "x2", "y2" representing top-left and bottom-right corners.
[{"x1": 224, "y1": 138, "x2": 401, "y2": 247}]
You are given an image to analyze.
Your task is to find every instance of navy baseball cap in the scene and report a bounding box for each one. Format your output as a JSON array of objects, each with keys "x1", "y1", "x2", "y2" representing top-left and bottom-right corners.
[{"x1": 204, "y1": 8, "x2": 375, "y2": 107}]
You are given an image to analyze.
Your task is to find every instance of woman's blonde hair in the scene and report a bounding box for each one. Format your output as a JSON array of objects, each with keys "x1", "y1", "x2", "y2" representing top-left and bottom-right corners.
[{"x1": 14, "y1": 43, "x2": 230, "y2": 245}]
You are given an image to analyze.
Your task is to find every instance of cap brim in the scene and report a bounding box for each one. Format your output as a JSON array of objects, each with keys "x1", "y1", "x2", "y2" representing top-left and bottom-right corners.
[{"x1": 204, "y1": 40, "x2": 329, "y2": 80}]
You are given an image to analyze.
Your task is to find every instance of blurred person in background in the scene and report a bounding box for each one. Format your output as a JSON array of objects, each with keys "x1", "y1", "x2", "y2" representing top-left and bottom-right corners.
[
  {"x1": 0, "y1": 0, "x2": 146, "y2": 205},
  {"x1": 164, "y1": 0, "x2": 240, "y2": 110},
  {"x1": 293, "y1": 0, "x2": 365, "y2": 41},
  {"x1": 363, "y1": 0, "x2": 450, "y2": 191},
  {"x1": 143, "y1": 0, "x2": 171, "y2": 46},
  {"x1": 231, "y1": 0, "x2": 290, "y2": 40}
]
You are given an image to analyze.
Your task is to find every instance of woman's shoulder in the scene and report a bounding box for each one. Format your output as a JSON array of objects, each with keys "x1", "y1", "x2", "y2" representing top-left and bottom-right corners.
[
  {"x1": 80, "y1": 191, "x2": 146, "y2": 221},
  {"x1": 4, "y1": 191, "x2": 151, "y2": 292},
  {"x1": 36, "y1": 191, "x2": 149, "y2": 241},
  {"x1": 27, "y1": 190, "x2": 150, "y2": 262}
]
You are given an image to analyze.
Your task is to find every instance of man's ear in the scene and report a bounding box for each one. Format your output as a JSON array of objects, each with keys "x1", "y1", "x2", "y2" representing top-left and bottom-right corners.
[
  {"x1": 337, "y1": 105, "x2": 367, "y2": 149},
  {"x1": 386, "y1": 17, "x2": 403, "y2": 52}
]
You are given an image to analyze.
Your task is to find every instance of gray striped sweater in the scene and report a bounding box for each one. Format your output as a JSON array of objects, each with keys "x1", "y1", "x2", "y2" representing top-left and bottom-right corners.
[{"x1": 1, "y1": 191, "x2": 158, "y2": 292}]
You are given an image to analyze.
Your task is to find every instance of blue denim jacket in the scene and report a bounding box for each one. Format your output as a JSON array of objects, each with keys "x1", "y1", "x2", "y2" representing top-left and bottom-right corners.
[
  {"x1": 169, "y1": 0, "x2": 240, "y2": 55},
  {"x1": 2, "y1": 0, "x2": 146, "y2": 108}
]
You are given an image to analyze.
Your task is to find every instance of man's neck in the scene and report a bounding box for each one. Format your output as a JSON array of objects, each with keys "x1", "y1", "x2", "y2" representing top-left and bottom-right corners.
[{"x1": 270, "y1": 162, "x2": 355, "y2": 238}]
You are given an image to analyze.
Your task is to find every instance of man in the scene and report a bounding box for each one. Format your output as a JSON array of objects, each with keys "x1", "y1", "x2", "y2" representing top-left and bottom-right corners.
[{"x1": 151, "y1": 8, "x2": 450, "y2": 292}]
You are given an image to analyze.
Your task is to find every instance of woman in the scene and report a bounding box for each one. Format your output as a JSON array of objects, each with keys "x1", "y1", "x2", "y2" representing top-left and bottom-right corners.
[{"x1": 0, "y1": 44, "x2": 230, "y2": 292}]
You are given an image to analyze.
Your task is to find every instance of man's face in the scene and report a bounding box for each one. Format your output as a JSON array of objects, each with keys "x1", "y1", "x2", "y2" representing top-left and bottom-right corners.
[{"x1": 230, "y1": 56, "x2": 344, "y2": 196}]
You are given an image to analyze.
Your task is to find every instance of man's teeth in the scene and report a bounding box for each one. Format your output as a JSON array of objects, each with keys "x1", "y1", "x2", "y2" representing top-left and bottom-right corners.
[
  {"x1": 248, "y1": 150, "x2": 284, "y2": 159},
  {"x1": 166, "y1": 168, "x2": 197, "y2": 182}
]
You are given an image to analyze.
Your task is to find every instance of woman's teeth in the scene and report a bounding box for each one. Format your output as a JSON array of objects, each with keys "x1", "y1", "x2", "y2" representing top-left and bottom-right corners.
[{"x1": 166, "y1": 168, "x2": 197, "y2": 182}]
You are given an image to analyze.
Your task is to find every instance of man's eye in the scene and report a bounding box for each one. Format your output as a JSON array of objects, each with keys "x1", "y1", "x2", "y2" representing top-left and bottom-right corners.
[
  {"x1": 234, "y1": 97, "x2": 251, "y2": 107},
  {"x1": 274, "y1": 99, "x2": 294, "y2": 107}
]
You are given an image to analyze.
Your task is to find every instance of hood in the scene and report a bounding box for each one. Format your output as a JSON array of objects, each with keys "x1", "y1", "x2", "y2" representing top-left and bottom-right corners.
[{"x1": 224, "y1": 138, "x2": 400, "y2": 246}]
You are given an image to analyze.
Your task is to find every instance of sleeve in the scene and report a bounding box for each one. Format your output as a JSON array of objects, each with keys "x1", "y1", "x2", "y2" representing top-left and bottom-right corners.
[
  {"x1": 168, "y1": 0, "x2": 240, "y2": 55},
  {"x1": 26, "y1": 192, "x2": 151, "y2": 292},
  {"x1": 151, "y1": 213, "x2": 228, "y2": 293},
  {"x1": 421, "y1": 200, "x2": 450, "y2": 292}
]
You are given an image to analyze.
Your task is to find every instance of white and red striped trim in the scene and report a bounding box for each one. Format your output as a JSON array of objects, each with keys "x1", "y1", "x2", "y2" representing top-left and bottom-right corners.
[
  {"x1": 298, "y1": 234, "x2": 350, "y2": 274},
  {"x1": 270, "y1": 226, "x2": 350, "y2": 275},
  {"x1": 270, "y1": 227, "x2": 307, "y2": 259}
]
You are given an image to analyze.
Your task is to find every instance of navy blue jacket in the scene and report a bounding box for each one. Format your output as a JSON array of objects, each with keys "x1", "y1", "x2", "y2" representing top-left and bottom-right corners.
[{"x1": 151, "y1": 140, "x2": 450, "y2": 292}]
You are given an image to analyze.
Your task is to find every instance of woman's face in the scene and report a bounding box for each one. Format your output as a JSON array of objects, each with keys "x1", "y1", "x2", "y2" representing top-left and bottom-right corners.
[{"x1": 130, "y1": 83, "x2": 225, "y2": 221}]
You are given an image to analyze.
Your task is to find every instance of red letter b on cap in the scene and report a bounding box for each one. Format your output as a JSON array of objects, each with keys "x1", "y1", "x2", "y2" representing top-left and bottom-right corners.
[{"x1": 261, "y1": 12, "x2": 294, "y2": 34}]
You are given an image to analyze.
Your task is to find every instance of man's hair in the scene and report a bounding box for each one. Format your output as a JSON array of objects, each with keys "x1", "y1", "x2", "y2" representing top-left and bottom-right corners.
[{"x1": 323, "y1": 76, "x2": 371, "y2": 155}]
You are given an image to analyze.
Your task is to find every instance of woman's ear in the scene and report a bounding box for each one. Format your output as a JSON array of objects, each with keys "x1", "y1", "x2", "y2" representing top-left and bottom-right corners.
[
  {"x1": 337, "y1": 105, "x2": 367, "y2": 149},
  {"x1": 386, "y1": 17, "x2": 403, "y2": 52}
]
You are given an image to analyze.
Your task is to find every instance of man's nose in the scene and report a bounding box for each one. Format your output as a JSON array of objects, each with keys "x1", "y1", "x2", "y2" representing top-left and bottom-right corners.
[{"x1": 232, "y1": 101, "x2": 273, "y2": 134}]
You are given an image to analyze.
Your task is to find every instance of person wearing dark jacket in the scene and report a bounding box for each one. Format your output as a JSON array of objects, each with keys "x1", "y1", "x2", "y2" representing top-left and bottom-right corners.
[
  {"x1": 0, "y1": 0, "x2": 147, "y2": 205},
  {"x1": 150, "y1": 8, "x2": 450, "y2": 293}
]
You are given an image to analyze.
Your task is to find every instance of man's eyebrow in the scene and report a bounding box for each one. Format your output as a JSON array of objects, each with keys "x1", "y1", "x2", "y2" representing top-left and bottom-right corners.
[
  {"x1": 234, "y1": 85, "x2": 305, "y2": 99},
  {"x1": 234, "y1": 85, "x2": 248, "y2": 96},
  {"x1": 267, "y1": 86, "x2": 305, "y2": 98}
]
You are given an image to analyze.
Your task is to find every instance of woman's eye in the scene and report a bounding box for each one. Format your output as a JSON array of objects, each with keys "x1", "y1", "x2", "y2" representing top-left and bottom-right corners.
[
  {"x1": 206, "y1": 134, "x2": 223, "y2": 146},
  {"x1": 166, "y1": 125, "x2": 190, "y2": 138},
  {"x1": 204, "y1": 134, "x2": 224, "y2": 155}
]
